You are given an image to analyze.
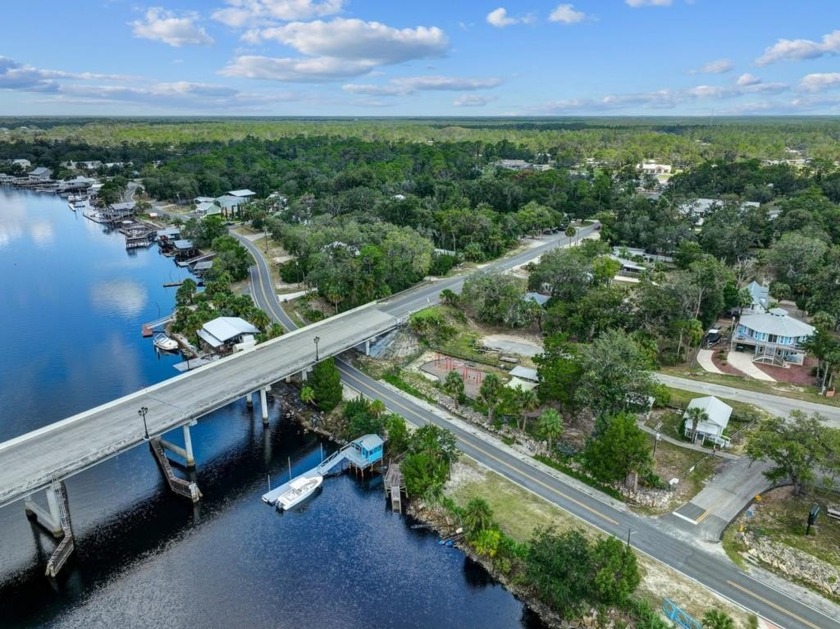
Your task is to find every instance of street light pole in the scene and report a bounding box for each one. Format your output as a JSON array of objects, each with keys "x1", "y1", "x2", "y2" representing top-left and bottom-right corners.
[
  {"x1": 138, "y1": 406, "x2": 149, "y2": 440},
  {"x1": 653, "y1": 432, "x2": 660, "y2": 458},
  {"x1": 314, "y1": 336, "x2": 320, "y2": 362},
  {"x1": 626, "y1": 527, "x2": 634, "y2": 548}
]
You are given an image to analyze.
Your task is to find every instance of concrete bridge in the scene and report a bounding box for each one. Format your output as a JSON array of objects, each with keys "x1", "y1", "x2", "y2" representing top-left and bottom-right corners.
[
  {"x1": 2, "y1": 224, "x2": 595, "y2": 576},
  {"x1": 0, "y1": 305, "x2": 399, "y2": 511}
]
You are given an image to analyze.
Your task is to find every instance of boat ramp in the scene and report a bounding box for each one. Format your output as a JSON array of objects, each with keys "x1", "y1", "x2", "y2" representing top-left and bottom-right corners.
[{"x1": 262, "y1": 434, "x2": 384, "y2": 506}]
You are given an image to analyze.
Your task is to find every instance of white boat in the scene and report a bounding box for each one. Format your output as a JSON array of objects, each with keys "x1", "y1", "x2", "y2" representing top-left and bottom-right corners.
[
  {"x1": 275, "y1": 475, "x2": 323, "y2": 511},
  {"x1": 153, "y1": 333, "x2": 179, "y2": 352}
]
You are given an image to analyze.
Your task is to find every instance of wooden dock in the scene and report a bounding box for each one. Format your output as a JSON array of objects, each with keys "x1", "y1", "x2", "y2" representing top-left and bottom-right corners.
[{"x1": 384, "y1": 461, "x2": 404, "y2": 513}]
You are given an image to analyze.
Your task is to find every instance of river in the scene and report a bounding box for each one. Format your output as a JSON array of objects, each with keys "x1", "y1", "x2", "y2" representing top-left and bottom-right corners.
[{"x1": 0, "y1": 188, "x2": 543, "y2": 628}]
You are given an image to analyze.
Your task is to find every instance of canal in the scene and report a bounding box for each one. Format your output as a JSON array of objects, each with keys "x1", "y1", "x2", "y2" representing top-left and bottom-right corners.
[{"x1": 0, "y1": 188, "x2": 543, "y2": 628}]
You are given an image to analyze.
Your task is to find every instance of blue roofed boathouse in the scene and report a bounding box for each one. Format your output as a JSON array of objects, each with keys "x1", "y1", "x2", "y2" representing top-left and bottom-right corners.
[{"x1": 344, "y1": 434, "x2": 384, "y2": 470}]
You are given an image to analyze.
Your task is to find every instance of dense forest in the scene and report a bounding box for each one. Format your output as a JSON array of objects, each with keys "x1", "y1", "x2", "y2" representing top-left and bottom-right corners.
[{"x1": 4, "y1": 116, "x2": 840, "y2": 342}]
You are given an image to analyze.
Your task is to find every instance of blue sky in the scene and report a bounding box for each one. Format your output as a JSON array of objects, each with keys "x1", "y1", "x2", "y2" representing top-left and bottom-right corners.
[{"x1": 1, "y1": 0, "x2": 839, "y2": 116}]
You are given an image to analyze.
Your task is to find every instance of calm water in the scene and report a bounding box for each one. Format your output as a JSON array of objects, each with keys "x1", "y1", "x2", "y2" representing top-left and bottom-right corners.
[{"x1": 0, "y1": 189, "x2": 541, "y2": 628}]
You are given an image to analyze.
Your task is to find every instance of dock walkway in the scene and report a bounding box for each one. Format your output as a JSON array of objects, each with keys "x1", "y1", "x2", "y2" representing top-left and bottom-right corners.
[{"x1": 261, "y1": 435, "x2": 384, "y2": 505}]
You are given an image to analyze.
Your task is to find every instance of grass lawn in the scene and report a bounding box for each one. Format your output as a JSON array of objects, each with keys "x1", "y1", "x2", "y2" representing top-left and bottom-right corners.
[
  {"x1": 447, "y1": 458, "x2": 753, "y2": 626},
  {"x1": 649, "y1": 438, "x2": 721, "y2": 510}
]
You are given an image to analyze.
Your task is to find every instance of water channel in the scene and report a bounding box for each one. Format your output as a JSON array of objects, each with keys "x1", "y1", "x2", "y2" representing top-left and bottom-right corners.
[{"x1": 0, "y1": 188, "x2": 544, "y2": 628}]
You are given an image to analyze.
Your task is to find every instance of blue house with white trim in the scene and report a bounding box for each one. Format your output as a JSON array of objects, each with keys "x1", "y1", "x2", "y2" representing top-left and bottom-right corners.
[{"x1": 732, "y1": 307, "x2": 814, "y2": 366}]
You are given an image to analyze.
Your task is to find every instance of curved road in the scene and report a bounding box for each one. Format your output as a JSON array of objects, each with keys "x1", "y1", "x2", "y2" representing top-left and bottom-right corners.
[{"x1": 236, "y1": 229, "x2": 839, "y2": 629}]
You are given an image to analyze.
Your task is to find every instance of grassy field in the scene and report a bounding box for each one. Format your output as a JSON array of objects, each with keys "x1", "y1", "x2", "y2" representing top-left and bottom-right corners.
[{"x1": 447, "y1": 458, "x2": 754, "y2": 626}]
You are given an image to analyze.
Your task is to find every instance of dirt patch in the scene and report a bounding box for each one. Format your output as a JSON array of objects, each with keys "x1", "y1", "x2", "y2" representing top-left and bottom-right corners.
[
  {"x1": 482, "y1": 333, "x2": 543, "y2": 358},
  {"x1": 418, "y1": 352, "x2": 495, "y2": 398}
]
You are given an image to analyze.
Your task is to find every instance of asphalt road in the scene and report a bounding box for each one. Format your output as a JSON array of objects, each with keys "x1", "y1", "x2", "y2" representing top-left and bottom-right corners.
[
  {"x1": 236, "y1": 227, "x2": 839, "y2": 629},
  {"x1": 337, "y1": 364, "x2": 839, "y2": 629},
  {"x1": 655, "y1": 374, "x2": 840, "y2": 426}
]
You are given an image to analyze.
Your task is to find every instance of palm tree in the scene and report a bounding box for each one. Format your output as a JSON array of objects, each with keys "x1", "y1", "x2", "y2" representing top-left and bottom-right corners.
[
  {"x1": 516, "y1": 386, "x2": 539, "y2": 432},
  {"x1": 536, "y1": 408, "x2": 564, "y2": 453},
  {"x1": 443, "y1": 370, "x2": 465, "y2": 408},
  {"x1": 370, "y1": 399, "x2": 386, "y2": 417},
  {"x1": 685, "y1": 406, "x2": 709, "y2": 443},
  {"x1": 300, "y1": 385, "x2": 315, "y2": 406},
  {"x1": 462, "y1": 497, "x2": 494, "y2": 536},
  {"x1": 701, "y1": 609, "x2": 735, "y2": 629}
]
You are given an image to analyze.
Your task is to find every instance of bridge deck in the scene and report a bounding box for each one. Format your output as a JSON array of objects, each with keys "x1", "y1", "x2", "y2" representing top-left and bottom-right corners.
[{"x1": 0, "y1": 306, "x2": 398, "y2": 508}]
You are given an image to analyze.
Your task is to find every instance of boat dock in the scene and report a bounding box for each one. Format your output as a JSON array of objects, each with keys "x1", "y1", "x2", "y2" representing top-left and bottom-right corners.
[{"x1": 261, "y1": 434, "x2": 384, "y2": 505}]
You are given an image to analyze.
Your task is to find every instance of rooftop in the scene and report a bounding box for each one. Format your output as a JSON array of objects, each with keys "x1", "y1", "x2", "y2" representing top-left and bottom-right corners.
[{"x1": 739, "y1": 308, "x2": 814, "y2": 338}]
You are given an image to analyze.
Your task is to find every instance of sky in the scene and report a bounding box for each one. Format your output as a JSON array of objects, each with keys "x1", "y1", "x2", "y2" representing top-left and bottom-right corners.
[{"x1": 0, "y1": 0, "x2": 839, "y2": 117}]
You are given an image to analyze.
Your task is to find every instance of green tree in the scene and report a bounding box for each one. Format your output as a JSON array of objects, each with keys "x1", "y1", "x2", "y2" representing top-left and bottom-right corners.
[
  {"x1": 584, "y1": 412, "x2": 652, "y2": 490},
  {"x1": 471, "y1": 528, "x2": 502, "y2": 559},
  {"x1": 309, "y1": 357, "x2": 343, "y2": 412},
  {"x1": 462, "y1": 497, "x2": 494, "y2": 537},
  {"x1": 534, "y1": 334, "x2": 583, "y2": 411},
  {"x1": 702, "y1": 609, "x2": 736, "y2": 629},
  {"x1": 745, "y1": 411, "x2": 834, "y2": 495},
  {"x1": 443, "y1": 369, "x2": 466, "y2": 407},
  {"x1": 589, "y1": 536, "x2": 640, "y2": 606},
  {"x1": 526, "y1": 527, "x2": 592, "y2": 617},
  {"x1": 536, "y1": 408, "x2": 564, "y2": 453},
  {"x1": 175, "y1": 278, "x2": 198, "y2": 307},
  {"x1": 685, "y1": 406, "x2": 709, "y2": 443},
  {"x1": 479, "y1": 373, "x2": 505, "y2": 423},
  {"x1": 576, "y1": 329, "x2": 654, "y2": 421},
  {"x1": 300, "y1": 385, "x2": 315, "y2": 405},
  {"x1": 384, "y1": 413, "x2": 410, "y2": 456}
]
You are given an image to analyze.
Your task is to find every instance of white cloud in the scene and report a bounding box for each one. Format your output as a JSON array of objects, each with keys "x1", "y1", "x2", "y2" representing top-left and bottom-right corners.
[
  {"x1": 736, "y1": 73, "x2": 761, "y2": 86},
  {"x1": 343, "y1": 75, "x2": 503, "y2": 96},
  {"x1": 221, "y1": 55, "x2": 376, "y2": 81},
  {"x1": 131, "y1": 8, "x2": 214, "y2": 47},
  {"x1": 692, "y1": 58, "x2": 733, "y2": 74},
  {"x1": 756, "y1": 29, "x2": 840, "y2": 65},
  {"x1": 0, "y1": 56, "x2": 133, "y2": 93},
  {"x1": 213, "y1": 0, "x2": 345, "y2": 28},
  {"x1": 549, "y1": 4, "x2": 586, "y2": 24},
  {"x1": 486, "y1": 8, "x2": 534, "y2": 28},
  {"x1": 227, "y1": 18, "x2": 450, "y2": 82},
  {"x1": 454, "y1": 94, "x2": 495, "y2": 107},
  {"x1": 799, "y1": 72, "x2": 840, "y2": 93},
  {"x1": 625, "y1": 0, "x2": 672, "y2": 7},
  {"x1": 253, "y1": 19, "x2": 449, "y2": 64}
]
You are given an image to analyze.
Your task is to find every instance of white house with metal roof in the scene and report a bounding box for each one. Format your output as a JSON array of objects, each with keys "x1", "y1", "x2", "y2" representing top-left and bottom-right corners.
[
  {"x1": 733, "y1": 307, "x2": 814, "y2": 366},
  {"x1": 683, "y1": 396, "x2": 732, "y2": 447},
  {"x1": 198, "y1": 316, "x2": 260, "y2": 354}
]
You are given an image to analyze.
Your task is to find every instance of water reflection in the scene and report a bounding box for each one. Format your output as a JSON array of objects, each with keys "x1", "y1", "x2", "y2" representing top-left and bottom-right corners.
[{"x1": 89, "y1": 279, "x2": 148, "y2": 317}]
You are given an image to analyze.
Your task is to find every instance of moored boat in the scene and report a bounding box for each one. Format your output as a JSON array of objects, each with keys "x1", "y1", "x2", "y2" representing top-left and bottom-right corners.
[
  {"x1": 153, "y1": 333, "x2": 179, "y2": 352},
  {"x1": 275, "y1": 475, "x2": 323, "y2": 511}
]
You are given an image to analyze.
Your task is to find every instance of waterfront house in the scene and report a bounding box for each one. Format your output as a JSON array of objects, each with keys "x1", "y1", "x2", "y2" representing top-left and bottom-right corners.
[
  {"x1": 346, "y1": 434, "x2": 384, "y2": 469},
  {"x1": 198, "y1": 316, "x2": 260, "y2": 354},
  {"x1": 683, "y1": 396, "x2": 732, "y2": 447},
  {"x1": 28, "y1": 166, "x2": 52, "y2": 181},
  {"x1": 172, "y1": 239, "x2": 199, "y2": 262},
  {"x1": 732, "y1": 307, "x2": 814, "y2": 366}
]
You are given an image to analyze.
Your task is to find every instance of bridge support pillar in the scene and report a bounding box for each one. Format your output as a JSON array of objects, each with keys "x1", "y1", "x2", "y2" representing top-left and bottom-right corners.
[
  {"x1": 25, "y1": 486, "x2": 64, "y2": 538},
  {"x1": 245, "y1": 392, "x2": 254, "y2": 409},
  {"x1": 182, "y1": 423, "x2": 195, "y2": 467},
  {"x1": 260, "y1": 387, "x2": 269, "y2": 424},
  {"x1": 25, "y1": 481, "x2": 76, "y2": 577}
]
